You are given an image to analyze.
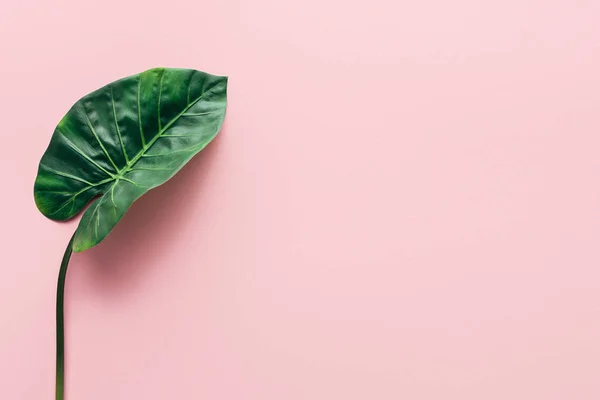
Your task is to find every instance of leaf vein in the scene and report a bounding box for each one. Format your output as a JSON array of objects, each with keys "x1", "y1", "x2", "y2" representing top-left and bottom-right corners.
[
  {"x1": 137, "y1": 75, "x2": 146, "y2": 147},
  {"x1": 40, "y1": 165, "x2": 95, "y2": 186},
  {"x1": 157, "y1": 70, "x2": 165, "y2": 131},
  {"x1": 56, "y1": 128, "x2": 115, "y2": 178},
  {"x1": 110, "y1": 85, "x2": 130, "y2": 163},
  {"x1": 82, "y1": 103, "x2": 119, "y2": 172},
  {"x1": 180, "y1": 111, "x2": 218, "y2": 117}
]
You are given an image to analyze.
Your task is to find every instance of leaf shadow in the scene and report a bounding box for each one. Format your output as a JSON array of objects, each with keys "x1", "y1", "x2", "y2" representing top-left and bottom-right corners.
[{"x1": 76, "y1": 131, "x2": 224, "y2": 298}]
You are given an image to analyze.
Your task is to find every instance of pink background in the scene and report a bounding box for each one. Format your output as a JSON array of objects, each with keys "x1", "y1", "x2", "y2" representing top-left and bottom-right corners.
[{"x1": 1, "y1": 0, "x2": 600, "y2": 398}]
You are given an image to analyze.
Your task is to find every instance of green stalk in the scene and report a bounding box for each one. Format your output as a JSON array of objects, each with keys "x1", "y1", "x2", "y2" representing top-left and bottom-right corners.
[{"x1": 56, "y1": 235, "x2": 74, "y2": 400}]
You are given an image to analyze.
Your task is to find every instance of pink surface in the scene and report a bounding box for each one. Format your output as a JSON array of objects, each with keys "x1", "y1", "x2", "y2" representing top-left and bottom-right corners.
[{"x1": 1, "y1": 0, "x2": 600, "y2": 398}]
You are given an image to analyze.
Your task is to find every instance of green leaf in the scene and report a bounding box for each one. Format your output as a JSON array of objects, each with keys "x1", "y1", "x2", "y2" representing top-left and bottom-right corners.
[{"x1": 34, "y1": 68, "x2": 227, "y2": 252}]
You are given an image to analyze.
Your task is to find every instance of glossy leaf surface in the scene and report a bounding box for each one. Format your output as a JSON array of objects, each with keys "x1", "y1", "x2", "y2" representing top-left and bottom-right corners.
[{"x1": 34, "y1": 68, "x2": 227, "y2": 252}]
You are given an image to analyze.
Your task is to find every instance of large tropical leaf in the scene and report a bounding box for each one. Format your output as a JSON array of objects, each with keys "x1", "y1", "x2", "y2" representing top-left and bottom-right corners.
[{"x1": 34, "y1": 67, "x2": 227, "y2": 252}]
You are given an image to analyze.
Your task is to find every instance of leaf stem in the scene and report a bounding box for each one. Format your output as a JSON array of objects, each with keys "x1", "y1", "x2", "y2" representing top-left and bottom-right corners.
[{"x1": 56, "y1": 235, "x2": 74, "y2": 400}]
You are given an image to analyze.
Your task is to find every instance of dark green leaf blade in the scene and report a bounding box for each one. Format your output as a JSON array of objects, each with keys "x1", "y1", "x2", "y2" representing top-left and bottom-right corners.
[{"x1": 34, "y1": 68, "x2": 227, "y2": 252}]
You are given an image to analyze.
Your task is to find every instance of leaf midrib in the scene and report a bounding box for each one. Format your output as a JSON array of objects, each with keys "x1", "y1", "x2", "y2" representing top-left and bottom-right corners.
[{"x1": 113, "y1": 78, "x2": 223, "y2": 180}]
